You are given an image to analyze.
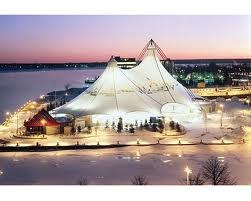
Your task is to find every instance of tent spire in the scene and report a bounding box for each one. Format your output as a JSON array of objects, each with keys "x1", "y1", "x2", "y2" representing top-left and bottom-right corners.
[{"x1": 137, "y1": 39, "x2": 170, "y2": 61}]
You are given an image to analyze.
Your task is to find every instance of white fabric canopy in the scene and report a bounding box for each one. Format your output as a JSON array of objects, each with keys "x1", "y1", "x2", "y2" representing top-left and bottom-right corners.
[{"x1": 54, "y1": 42, "x2": 195, "y2": 117}]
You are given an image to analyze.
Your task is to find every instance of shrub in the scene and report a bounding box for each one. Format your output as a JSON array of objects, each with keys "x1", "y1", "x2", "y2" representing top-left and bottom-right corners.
[
  {"x1": 169, "y1": 120, "x2": 175, "y2": 129},
  {"x1": 152, "y1": 123, "x2": 157, "y2": 132},
  {"x1": 176, "y1": 123, "x2": 181, "y2": 132},
  {"x1": 158, "y1": 119, "x2": 164, "y2": 130},
  {"x1": 129, "y1": 124, "x2": 135, "y2": 133}
]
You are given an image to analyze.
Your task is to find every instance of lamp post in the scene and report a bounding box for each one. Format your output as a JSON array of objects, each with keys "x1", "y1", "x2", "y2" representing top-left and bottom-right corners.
[
  {"x1": 162, "y1": 116, "x2": 166, "y2": 135},
  {"x1": 202, "y1": 108, "x2": 207, "y2": 134},
  {"x1": 16, "y1": 112, "x2": 19, "y2": 135},
  {"x1": 184, "y1": 166, "x2": 192, "y2": 185},
  {"x1": 4, "y1": 111, "x2": 11, "y2": 126},
  {"x1": 219, "y1": 104, "x2": 224, "y2": 128}
]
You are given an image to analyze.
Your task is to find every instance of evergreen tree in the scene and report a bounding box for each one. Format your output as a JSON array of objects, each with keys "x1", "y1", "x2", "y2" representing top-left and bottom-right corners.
[
  {"x1": 144, "y1": 119, "x2": 149, "y2": 128},
  {"x1": 129, "y1": 124, "x2": 135, "y2": 133},
  {"x1": 169, "y1": 120, "x2": 175, "y2": 130},
  {"x1": 135, "y1": 120, "x2": 138, "y2": 127},
  {"x1": 158, "y1": 119, "x2": 164, "y2": 130},
  {"x1": 105, "y1": 120, "x2": 109, "y2": 128},
  {"x1": 152, "y1": 123, "x2": 157, "y2": 132},
  {"x1": 139, "y1": 122, "x2": 144, "y2": 130},
  {"x1": 176, "y1": 123, "x2": 181, "y2": 132},
  {"x1": 117, "y1": 122, "x2": 123, "y2": 132},
  {"x1": 112, "y1": 121, "x2": 115, "y2": 130},
  {"x1": 77, "y1": 126, "x2": 81, "y2": 133}
]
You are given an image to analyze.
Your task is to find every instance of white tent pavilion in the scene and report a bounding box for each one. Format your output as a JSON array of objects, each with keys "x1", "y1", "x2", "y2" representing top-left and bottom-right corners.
[{"x1": 54, "y1": 40, "x2": 199, "y2": 119}]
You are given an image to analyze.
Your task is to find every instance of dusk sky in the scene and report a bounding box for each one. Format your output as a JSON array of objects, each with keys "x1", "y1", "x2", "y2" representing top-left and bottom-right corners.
[{"x1": 0, "y1": 15, "x2": 250, "y2": 63}]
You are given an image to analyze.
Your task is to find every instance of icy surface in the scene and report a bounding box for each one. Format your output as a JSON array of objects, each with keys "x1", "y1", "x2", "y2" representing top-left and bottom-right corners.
[
  {"x1": 0, "y1": 100, "x2": 250, "y2": 184},
  {"x1": 0, "y1": 144, "x2": 251, "y2": 185}
]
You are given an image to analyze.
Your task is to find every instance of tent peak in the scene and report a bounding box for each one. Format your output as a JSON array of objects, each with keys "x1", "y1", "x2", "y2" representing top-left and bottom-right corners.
[{"x1": 147, "y1": 39, "x2": 156, "y2": 50}]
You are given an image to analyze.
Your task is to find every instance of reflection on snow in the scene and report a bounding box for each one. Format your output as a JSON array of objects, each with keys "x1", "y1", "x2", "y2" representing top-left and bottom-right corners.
[
  {"x1": 115, "y1": 155, "x2": 141, "y2": 162},
  {"x1": 217, "y1": 156, "x2": 225, "y2": 163},
  {"x1": 161, "y1": 159, "x2": 171, "y2": 163}
]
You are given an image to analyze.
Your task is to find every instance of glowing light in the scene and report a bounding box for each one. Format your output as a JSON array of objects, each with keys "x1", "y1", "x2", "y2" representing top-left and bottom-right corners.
[
  {"x1": 6, "y1": 112, "x2": 10, "y2": 116},
  {"x1": 185, "y1": 166, "x2": 192, "y2": 174},
  {"x1": 136, "y1": 150, "x2": 141, "y2": 157},
  {"x1": 184, "y1": 166, "x2": 192, "y2": 185},
  {"x1": 41, "y1": 119, "x2": 47, "y2": 126}
]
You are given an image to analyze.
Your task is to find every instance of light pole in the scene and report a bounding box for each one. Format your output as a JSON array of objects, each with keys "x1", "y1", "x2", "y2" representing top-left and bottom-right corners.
[
  {"x1": 162, "y1": 116, "x2": 166, "y2": 135},
  {"x1": 16, "y1": 112, "x2": 19, "y2": 135},
  {"x1": 219, "y1": 104, "x2": 224, "y2": 128},
  {"x1": 202, "y1": 108, "x2": 207, "y2": 134},
  {"x1": 4, "y1": 111, "x2": 11, "y2": 126},
  {"x1": 184, "y1": 166, "x2": 192, "y2": 185}
]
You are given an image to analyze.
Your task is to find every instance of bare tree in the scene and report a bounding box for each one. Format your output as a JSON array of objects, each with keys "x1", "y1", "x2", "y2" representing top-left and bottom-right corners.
[
  {"x1": 190, "y1": 172, "x2": 205, "y2": 185},
  {"x1": 201, "y1": 156, "x2": 237, "y2": 185},
  {"x1": 78, "y1": 177, "x2": 89, "y2": 185},
  {"x1": 131, "y1": 175, "x2": 148, "y2": 185},
  {"x1": 179, "y1": 172, "x2": 205, "y2": 185}
]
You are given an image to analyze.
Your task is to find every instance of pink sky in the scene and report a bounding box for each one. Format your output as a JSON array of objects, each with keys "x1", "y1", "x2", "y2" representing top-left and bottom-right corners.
[{"x1": 0, "y1": 15, "x2": 250, "y2": 63}]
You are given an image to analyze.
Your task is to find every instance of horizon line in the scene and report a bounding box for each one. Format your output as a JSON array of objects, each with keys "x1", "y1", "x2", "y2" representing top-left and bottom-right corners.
[{"x1": 0, "y1": 57, "x2": 251, "y2": 64}]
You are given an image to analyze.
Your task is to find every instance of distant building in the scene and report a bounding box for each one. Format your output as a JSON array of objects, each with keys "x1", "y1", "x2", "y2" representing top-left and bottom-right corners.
[
  {"x1": 114, "y1": 56, "x2": 137, "y2": 69},
  {"x1": 161, "y1": 60, "x2": 175, "y2": 75}
]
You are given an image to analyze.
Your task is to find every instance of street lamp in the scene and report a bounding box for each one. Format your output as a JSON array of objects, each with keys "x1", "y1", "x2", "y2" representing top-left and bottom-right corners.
[
  {"x1": 16, "y1": 112, "x2": 19, "y2": 135},
  {"x1": 202, "y1": 108, "x2": 208, "y2": 134},
  {"x1": 162, "y1": 116, "x2": 166, "y2": 135},
  {"x1": 219, "y1": 104, "x2": 224, "y2": 128},
  {"x1": 184, "y1": 166, "x2": 192, "y2": 185}
]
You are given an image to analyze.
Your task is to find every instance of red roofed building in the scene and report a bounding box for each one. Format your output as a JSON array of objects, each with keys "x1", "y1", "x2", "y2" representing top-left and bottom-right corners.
[{"x1": 24, "y1": 109, "x2": 60, "y2": 134}]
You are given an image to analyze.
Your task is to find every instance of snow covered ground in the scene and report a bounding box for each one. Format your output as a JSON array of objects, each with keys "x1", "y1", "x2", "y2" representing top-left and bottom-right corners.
[
  {"x1": 0, "y1": 100, "x2": 250, "y2": 184},
  {"x1": 0, "y1": 144, "x2": 251, "y2": 184},
  {"x1": 1, "y1": 100, "x2": 250, "y2": 146}
]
